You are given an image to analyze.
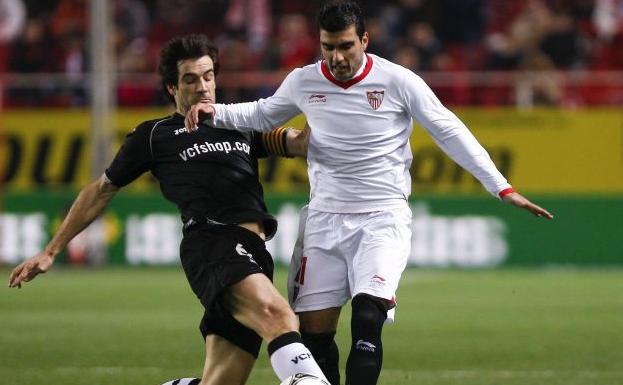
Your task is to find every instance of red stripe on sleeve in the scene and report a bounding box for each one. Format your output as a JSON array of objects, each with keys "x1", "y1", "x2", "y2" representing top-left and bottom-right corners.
[{"x1": 498, "y1": 187, "x2": 515, "y2": 199}]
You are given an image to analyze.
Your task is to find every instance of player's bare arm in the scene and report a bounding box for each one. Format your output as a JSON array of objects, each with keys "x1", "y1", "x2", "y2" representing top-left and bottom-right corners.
[
  {"x1": 502, "y1": 191, "x2": 554, "y2": 219},
  {"x1": 185, "y1": 101, "x2": 215, "y2": 132},
  {"x1": 285, "y1": 122, "x2": 311, "y2": 158},
  {"x1": 8, "y1": 175, "x2": 119, "y2": 288}
]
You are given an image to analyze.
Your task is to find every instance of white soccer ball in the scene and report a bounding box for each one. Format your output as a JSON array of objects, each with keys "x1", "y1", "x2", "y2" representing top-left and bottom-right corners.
[
  {"x1": 160, "y1": 379, "x2": 199, "y2": 385},
  {"x1": 279, "y1": 373, "x2": 330, "y2": 385}
]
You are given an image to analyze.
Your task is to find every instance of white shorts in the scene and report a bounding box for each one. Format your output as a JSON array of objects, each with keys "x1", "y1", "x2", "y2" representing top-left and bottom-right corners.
[{"x1": 287, "y1": 204, "x2": 412, "y2": 322}]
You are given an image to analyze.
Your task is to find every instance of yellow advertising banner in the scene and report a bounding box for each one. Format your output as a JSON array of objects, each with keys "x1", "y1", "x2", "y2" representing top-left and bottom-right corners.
[{"x1": 1, "y1": 108, "x2": 622, "y2": 193}]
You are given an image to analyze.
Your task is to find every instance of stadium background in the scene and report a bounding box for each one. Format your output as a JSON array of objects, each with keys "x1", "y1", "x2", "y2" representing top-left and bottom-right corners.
[{"x1": 1, "y1": 1, "x2": 622, "y2": 385}]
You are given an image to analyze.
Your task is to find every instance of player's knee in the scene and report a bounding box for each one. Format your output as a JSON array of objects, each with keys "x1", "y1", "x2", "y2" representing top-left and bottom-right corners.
[{"x1": 351, "y1": 294, "x2": 387, "y2": 331}]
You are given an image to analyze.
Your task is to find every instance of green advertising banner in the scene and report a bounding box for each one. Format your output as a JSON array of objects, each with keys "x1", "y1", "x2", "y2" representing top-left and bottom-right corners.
[
  {"x1": 2, "y1": 107, "x2": 621, "y2": 267},
  {"x1": 2, "y1": 191, "x2": 621, "y2": 267}
]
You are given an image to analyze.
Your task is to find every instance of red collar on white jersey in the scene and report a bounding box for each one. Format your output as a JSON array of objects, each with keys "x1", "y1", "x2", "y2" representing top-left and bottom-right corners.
[{"x1": 321, "y1": 54, "x2": 373, "y2": 89}]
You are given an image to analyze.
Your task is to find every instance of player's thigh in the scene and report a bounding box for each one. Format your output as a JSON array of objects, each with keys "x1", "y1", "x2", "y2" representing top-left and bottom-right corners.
[
  {"x1": 201, "y1": 334, "x2": 255, "y2": 385},
  {"x1": 224, "y1": 273, "x2": 296, "y2": 338},
  {"x1": 351, "y1": 207, "x2": 412, "y2": 301},
  {"x1": 291, "y1": 210, "x2": 350, "y2": 312}
]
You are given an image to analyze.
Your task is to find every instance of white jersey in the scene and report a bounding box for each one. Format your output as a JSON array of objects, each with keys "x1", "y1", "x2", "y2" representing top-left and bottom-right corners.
[{"x1": 210, "y1": 53, "x2": 511, "y2": 213}]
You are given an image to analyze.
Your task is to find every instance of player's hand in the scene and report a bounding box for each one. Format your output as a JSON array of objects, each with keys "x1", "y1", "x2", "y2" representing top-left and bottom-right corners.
[
  {"x1": 8, "y1": 252, "x2": 55, "y2": 288},
  {"x1": 184, "y1": 102, "x2": 216, "y2": 132},
  {"x1": 502, "y1": 192, "x2": 554, "y2": 219}
]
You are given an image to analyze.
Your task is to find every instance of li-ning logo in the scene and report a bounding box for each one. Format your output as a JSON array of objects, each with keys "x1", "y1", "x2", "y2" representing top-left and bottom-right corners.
[
  {"x1": 366, "y1": 90, "x2": 384, "y2": 110},
  {"x1": 355, "y1": 340, "x2": 376, "y2": 352},
  {"x1": 236, "y1": 243, "x2": 258, "y2": 266},
  {"x1": 291, "y1": 352, "x2": 312, "y2": 364},
  {"x1": 371, "y1": 274, "x2": 387, "y2": 287},
  {"x1": 308, "y1": 93, "x2": 327, "y2": 103},
  {"x1": 372, "y1": 274, "x2": 386, "y2": 282}
]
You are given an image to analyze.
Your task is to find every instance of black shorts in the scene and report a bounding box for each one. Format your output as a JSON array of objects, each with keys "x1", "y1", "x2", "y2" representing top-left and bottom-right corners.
[{"x1": 180, "y1": 222, "x2": 274, "y2": 357}]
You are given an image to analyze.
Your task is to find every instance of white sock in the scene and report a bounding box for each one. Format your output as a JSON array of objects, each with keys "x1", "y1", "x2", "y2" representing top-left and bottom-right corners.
[{"x1": 268, "y1": 332, "x2": 327, "y2": 382}]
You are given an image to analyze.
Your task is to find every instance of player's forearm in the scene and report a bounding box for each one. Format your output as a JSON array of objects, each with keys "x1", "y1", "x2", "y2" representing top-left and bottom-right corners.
[
  {"x1": 436, "y1": 129, "x2": 511, "y2": 197},
  {"x1": 43, "y1": 176, "x2": 118, "y2": 258},
  {"x1": 405, "y1": 71, "x2": 510, "y2": 197},
  {"x1": 208, "y1": 101, "x2": 264, "y2": 132},
  {"x1": 209, "y1": 101, "x2": 279, "y2": 133},
  {"x1": 210, "y1": 99, "x2": 299, "y2": 133}
]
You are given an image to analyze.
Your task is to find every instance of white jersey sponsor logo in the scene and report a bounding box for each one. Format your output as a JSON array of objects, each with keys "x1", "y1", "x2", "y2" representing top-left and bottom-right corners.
[{"x1": 308, "y1": 93, "x2": 327, "y2": 103}]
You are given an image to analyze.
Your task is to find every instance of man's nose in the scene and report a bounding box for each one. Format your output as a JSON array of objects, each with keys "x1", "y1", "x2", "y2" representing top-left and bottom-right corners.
[
  {"x1": 198, "y1": 78, "x2": 209, "y2": 91},
  {"x1": 332, "y1": 50, "x2": 344, "y2": 63}
]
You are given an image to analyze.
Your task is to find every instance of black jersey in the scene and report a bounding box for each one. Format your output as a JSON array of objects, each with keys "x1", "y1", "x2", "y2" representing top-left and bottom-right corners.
[{"x1": 105, "y1": 113, "x2": 284, "y2": 238}]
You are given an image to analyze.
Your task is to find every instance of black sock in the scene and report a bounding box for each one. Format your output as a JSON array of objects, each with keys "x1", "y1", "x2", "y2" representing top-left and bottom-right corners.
[
  {"x1": 302, "y1": 331, "x2": 340, "y2": 385},
  {"x1": 345, "y1": 295, "x2": 386, "y2": 385}
]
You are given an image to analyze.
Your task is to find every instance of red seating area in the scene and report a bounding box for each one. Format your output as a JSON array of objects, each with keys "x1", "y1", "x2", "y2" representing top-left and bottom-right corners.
[{"x1": 1, "y1": 0, "x2": 622, "y2": 106}]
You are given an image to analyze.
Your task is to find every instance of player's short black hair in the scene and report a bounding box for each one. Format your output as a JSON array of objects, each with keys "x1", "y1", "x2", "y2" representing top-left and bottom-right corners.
[
  {"x1": 158, "y1": 34, "x2": 220, "y2": 104},
  {"x1": 317, "y1": 0, "x2": 365, "y2": 39}
]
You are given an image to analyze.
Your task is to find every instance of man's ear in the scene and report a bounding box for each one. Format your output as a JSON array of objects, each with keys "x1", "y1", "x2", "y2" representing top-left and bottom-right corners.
[
  {"x1": 361, "y1": 31, "x2": 369, "y2": 51},
  {"x1": 167, "y1": 84, "x2": 177, "y2": 97}
]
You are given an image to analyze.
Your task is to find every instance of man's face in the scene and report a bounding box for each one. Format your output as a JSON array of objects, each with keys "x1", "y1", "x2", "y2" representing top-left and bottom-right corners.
[
  {"x1": 169, "y1": 55, "x2": 216, "y2": 114},
  {"x1": 320, "y1": 25, "x2": 368, "y2": 81}
]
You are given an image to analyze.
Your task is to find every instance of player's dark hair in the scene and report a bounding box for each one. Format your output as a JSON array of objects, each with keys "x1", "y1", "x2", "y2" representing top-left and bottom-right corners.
[
  {"x1": 317, "y1": 0, "x2": 365, "y2": 39},
  {"x1": 158, "y1": 34, "x2": 220, "y2": 104}
]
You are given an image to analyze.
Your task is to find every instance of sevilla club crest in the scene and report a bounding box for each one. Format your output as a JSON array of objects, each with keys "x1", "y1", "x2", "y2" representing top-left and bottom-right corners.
[{"x1": 367, "y1": 90, "x2": 384, "y2": 110}]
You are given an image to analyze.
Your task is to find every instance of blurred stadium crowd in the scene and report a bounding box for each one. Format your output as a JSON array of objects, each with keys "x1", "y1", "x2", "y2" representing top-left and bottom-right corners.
[{"x1": 1, "y1": 0, "x2": 622, "y2": 106}]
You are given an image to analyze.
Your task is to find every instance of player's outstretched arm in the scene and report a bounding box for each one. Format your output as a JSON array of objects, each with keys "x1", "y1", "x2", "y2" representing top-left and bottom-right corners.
[
  {"x1": 8, "y1": 175, "x2": 119, "y2": 288},
  {"x1": 502, "y1": 191, "x2": 553, "y2": 219},
  {"x1": 285, "y1": 122, "x2": 310, "y2": 158}
]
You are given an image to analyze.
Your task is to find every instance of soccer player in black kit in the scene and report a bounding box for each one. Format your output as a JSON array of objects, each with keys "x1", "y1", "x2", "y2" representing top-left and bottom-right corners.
[{"x1": 8, "y1": 34, "x2": 327, "y2": 385}]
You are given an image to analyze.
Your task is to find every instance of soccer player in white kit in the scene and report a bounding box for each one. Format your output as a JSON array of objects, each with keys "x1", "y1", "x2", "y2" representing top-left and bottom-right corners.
[{"x1": 185, "y1": 2, "x2": 553, "y2": 384}]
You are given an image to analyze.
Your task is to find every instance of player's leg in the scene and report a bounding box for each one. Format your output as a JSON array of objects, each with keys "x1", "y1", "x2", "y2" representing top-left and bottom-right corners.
[
  {"x1": 180, "y1": 223, "x2": 325, "y2": 383},
  {"x1": 160, "y1": 336, "x2": 254, "y2": 385},
  {"x1": 289, "y1": 209, "x2": 351, "y2": 385},
  {"x1": 298, "y1": 308, "x2": 342, "y2": 385},
  {"x1": 345, "y1": 294, "x2": 390, "y2": 385},
  {"x1": 224, "y1": 272, "x2": 327, "y2": 382},
  {"x1": 345, "y1": 206, "x2": 412, "y2": 385},
  {"x1": 199, "y1": 334, "x2": 255, "y2": 385}
]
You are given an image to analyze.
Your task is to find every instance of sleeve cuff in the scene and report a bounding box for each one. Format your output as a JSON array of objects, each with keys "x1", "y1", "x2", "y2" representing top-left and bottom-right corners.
[{"x1": 498, "y1": 187, "x2": 515, "y2": 199}]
